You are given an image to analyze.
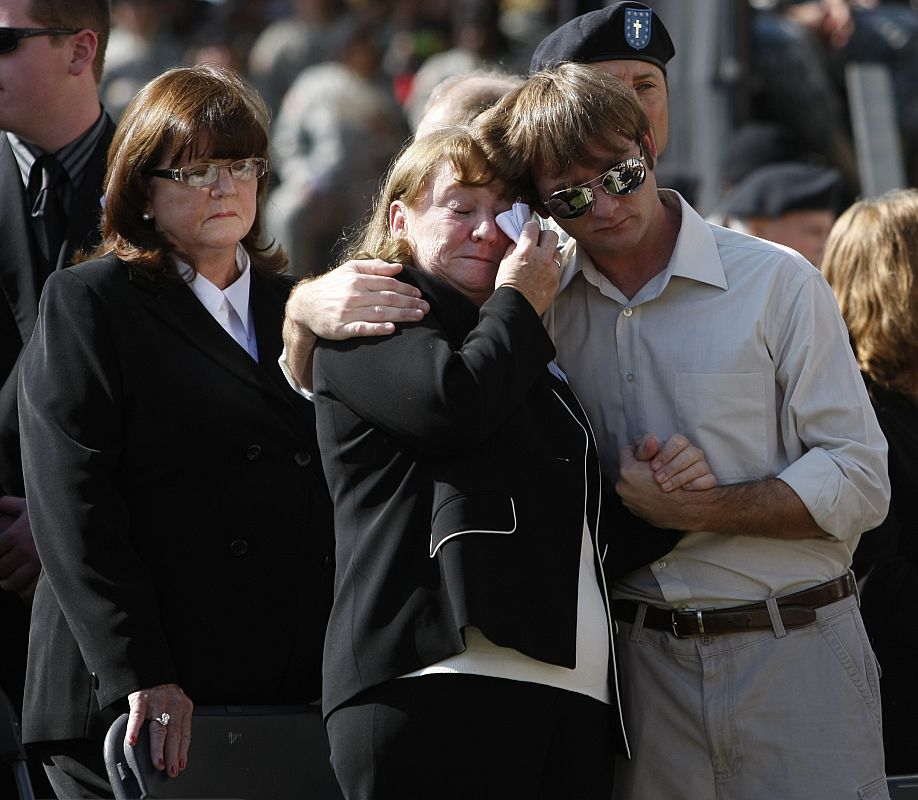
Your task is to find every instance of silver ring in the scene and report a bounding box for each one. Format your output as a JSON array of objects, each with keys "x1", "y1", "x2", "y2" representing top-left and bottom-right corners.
[
  {"x1": 552, "y1": 258, "x2": 562, "y2": 269},
  {"x1": 154, "y1": 712, "x2": 171, "y2": 727}
]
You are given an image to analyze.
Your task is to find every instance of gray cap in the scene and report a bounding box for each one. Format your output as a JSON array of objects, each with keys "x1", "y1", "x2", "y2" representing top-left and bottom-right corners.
[{"x1": 724, "y1": 162, "x2": 845, "y2": 218}]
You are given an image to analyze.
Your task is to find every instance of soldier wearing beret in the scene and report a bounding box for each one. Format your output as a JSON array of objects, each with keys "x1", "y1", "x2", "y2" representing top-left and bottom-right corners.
[
  {"x1": 713, "y1": 161, "x2": 844, "y2": 267},
  {"x1": 531, "y1": 1, "x2": 675, "y2": 154}
]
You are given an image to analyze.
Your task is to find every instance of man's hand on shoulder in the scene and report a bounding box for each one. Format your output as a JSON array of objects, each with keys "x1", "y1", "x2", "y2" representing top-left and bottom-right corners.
[
  {"x1": 282, "y1": 259, "x2": 431, "y2": 392},
  {"x1": 286, "y1": 259, "x2": 430, "y2": 341}
]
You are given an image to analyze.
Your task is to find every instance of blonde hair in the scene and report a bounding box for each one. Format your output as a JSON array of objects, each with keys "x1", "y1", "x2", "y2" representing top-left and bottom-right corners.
[
  {"x1": 344, "y1": 125, "x2": 527, "y2": 265},
  {"x1": 474, "y1": 62, "x2": 652, "y2": 200},
  {"x1": 822, "y1": 188, "x2": 918, "y2": 392}
]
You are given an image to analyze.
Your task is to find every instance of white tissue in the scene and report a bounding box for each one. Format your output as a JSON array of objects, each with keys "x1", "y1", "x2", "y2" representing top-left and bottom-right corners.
[{"x1": 495, "y1": 202, "x2": 537, "y2": 242}]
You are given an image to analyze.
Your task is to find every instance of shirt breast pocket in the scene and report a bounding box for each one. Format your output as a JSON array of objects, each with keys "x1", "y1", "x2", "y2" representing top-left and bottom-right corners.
[{"x1": 675, "y1": 372, "x2": 768, "y2": 482}]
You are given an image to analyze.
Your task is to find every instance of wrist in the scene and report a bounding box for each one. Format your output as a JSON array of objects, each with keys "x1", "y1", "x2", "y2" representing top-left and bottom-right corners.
[{"x1": 673, "y1": 486, "x2": 716, "y2": 533}]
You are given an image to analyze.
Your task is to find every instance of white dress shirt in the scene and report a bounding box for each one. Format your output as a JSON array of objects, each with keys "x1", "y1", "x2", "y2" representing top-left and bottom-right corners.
[
  {"x1": 400, "y1": 518, "x2": 611, "y2": 705},
  {"x1": 546, "y1": 190, "x2": 890, "y2": 607},
  {"x1": 177, "y1": 243, "x2": 259, "y2": 361}
]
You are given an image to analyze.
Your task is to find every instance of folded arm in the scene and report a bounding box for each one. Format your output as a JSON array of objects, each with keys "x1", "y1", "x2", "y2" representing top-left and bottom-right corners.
[{"x1": 617, "y1": 444, "x2": 823, "y2": 538}]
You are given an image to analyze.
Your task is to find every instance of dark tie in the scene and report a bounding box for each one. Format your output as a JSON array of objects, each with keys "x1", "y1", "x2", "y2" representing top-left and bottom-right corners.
[{"x1": 28, "y1": 153, "x2": 67, "y2": 265}]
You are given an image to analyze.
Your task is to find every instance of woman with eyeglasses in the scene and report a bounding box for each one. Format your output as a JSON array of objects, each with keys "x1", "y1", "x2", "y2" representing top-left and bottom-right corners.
[
  {"x1": 17, "y1": 64, "x2": 335, "y2": 798},
  {"x1": 294, "y1": 126, "x2": 713, "y2": 799}
]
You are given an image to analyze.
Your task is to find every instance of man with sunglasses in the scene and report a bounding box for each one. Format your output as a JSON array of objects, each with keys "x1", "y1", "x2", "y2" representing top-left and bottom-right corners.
[
  {"x1": 283, "y1": 60, "x2": 890, "y2": 796},
  {"x1": 279, "y1": 1, "x2": 677, "y2": 342},
  {"x1": 0, "y1": 1, "x2": 112, "y2": 791},
  {"x1": 530, "y1": 1, "x2": 673, "y2": 155},
  {"x1": 479, "y1": 63, "x2": 887, "y2": 799}
]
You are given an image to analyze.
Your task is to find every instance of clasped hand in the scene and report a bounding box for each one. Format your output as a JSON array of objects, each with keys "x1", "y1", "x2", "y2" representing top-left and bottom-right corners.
[{"x1": 617, "y1": 433, "x2": 717, "y2": 530}]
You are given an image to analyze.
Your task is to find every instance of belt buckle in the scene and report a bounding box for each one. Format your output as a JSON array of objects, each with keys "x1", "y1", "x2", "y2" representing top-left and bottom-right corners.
[{"x1": 671, "y1": 608, "x2": 704, "y2": 638}]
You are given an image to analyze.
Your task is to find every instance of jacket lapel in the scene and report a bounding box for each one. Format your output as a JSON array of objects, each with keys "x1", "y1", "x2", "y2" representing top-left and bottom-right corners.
[
  {"x1": 0, "y1": 136, "x2": 42, "y2": 341},
  {"x1": 143, "y1": 269, "x2": 303, "y2": 413},
  {"x1": 59, "y1": 115, "x2": 114, "y2": 269},
  {"x1": 250, "y1": 273, "x2": 300, "y2": 401},
  {"x1": 0, "y1": 117, "x2": 113, "y2": 337}
]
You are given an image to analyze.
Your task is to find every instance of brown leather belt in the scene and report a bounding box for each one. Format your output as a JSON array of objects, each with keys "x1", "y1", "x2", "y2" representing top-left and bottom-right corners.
[{"x1": 612, "y1": 572, "x2": 857, "y2": 638}]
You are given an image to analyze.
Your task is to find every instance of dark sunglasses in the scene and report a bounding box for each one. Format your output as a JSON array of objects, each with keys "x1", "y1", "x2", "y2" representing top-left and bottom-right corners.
[
  {"x1": 544, "y1": 145, "x2": 647, "y2": 220},
  {"x1": 0, "y1": 27, "x2": 81, "y2": 54}
]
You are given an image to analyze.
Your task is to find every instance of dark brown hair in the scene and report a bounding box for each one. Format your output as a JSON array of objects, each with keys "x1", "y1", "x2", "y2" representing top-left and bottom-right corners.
[{"x1": 88, "y1": 63, "x2": 286, "y2": 278}]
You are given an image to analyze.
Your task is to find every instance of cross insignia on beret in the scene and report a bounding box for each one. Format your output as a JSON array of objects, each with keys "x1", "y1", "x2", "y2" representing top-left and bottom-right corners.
[{"x1": 624, "y1": 8, "x2": 652, "y2": 50}]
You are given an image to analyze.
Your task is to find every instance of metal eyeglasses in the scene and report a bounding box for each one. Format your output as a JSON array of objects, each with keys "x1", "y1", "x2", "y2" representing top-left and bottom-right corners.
[
  {"x1": 147, "y1": 158, "x2": 268, "y2": 188},
  {"x1": 543, "y1": 145, "x2": 647, "y2": 220}
]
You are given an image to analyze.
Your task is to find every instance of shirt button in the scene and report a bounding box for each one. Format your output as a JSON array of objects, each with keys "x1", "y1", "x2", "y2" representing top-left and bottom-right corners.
[
  {"x1": 230, "y1": 538, "x2": 248, "y2": 556},
  {"x1": 245, "y1": 444, "x2": 262, "y2": 461},
  {"x1": 657, "y1": 560, "x2": 667, "y2": 569},
  {"x1": 294, "y1": 450, "x2": 311, "y2": 467},
  {"x1": 626, "y1": 373, "x2": 634, "y2": 383},
  {"x1": 623, "y1": 307, "x2": 633, "y2": 317}
]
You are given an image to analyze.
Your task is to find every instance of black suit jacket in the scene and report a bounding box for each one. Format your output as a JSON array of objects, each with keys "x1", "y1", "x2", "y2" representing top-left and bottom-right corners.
[
  {"x1": 0, "y1": 118, "x2": 114, "y2": 719},
  {"x1": 0, "y1": 118, "x2": 115, "y2": 495},
  {"x1": 18, "y1": 254, "x2": 334, "y2": 744},
  {"x1": 314, "y1": 268, "x2": 626, "y2": 753}
]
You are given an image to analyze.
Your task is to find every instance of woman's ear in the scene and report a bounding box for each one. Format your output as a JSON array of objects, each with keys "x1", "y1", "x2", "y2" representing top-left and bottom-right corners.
[{"x1": 389, "y1": 200, "x2": 408, "y2": 236}]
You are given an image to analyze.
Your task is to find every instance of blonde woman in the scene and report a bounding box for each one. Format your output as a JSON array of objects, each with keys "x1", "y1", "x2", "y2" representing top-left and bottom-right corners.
[{"x1": 822, "y1": 188, "x2": 918, "y2": 775}]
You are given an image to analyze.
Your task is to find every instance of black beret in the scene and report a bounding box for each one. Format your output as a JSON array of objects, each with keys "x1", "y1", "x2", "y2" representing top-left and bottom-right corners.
[
  {"x1": 724, "y1": 162, "x2": 845, "y2": 218},
  {"x1": 530, "y1": 2, "x2": 675, "y2": 75}
]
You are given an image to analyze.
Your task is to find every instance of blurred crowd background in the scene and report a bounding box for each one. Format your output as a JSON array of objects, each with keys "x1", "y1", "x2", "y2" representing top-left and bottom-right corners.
[{"x1": 96, "y1": 0, "x2": 918, "y2": 276}]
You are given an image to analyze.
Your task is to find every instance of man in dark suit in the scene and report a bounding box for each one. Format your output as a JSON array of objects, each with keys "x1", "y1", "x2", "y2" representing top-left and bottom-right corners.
[{"x1": 0, "y1": 0, "x2": 113, "y2": 778}]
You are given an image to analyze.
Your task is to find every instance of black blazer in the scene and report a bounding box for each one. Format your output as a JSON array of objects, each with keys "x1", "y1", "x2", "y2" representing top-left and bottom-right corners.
[
  {"x1": 852, "y1": 378, "x2": 918, "y2": 644},
  {"x1": 18, "y1": 254, "x2": 335, "y2": 745},
  {"x1": 0, "y1": 118, "x2": 115, "y2": 496},
  {"x1": 314, "y1": 267, "x2": 625, "y2": 750},
  {"x1": 0, "y1": 117, "x2": 114, "y2": 721}
]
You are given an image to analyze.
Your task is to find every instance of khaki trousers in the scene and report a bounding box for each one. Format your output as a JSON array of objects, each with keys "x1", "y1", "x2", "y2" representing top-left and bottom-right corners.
[{"x1": 612, "y1": 594, "x2": 889, "y2": 800}]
